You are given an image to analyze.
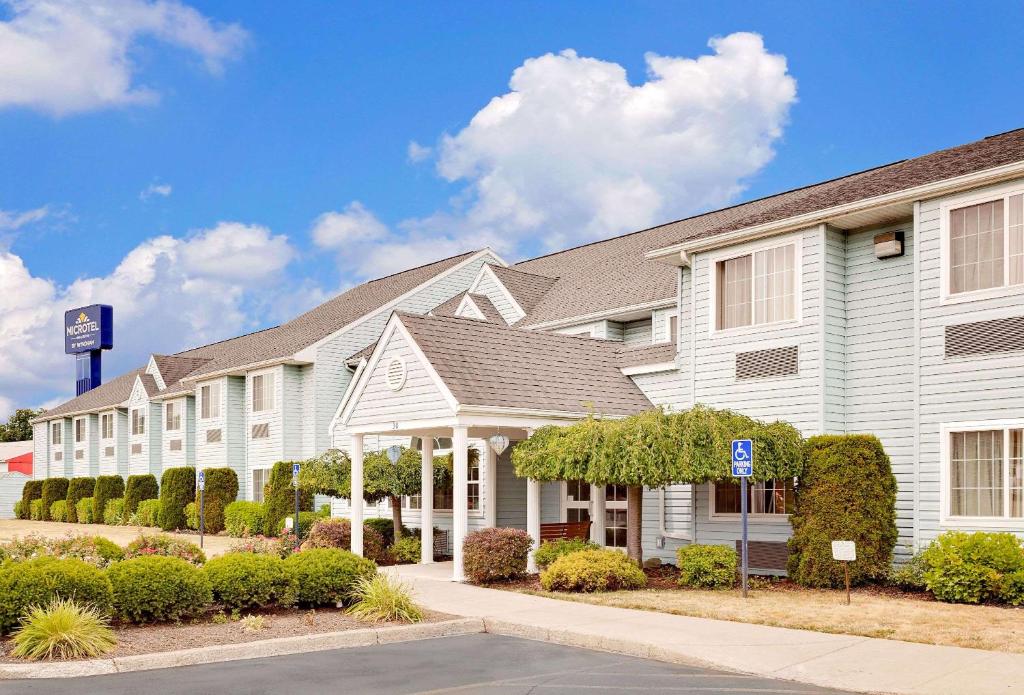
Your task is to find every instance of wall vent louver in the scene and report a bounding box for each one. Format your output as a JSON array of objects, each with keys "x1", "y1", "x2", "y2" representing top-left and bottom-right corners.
[
  {"x1": 945, "y1": 315, "x2": 1024, "y2": 357},
  {"x1": 251, "y1": 423, "x2": 270, "y2": 439},
  {"x1": 54, "y1": 451, "x2": 62, "y2": 461},
  {"x1": 386, "y1": 357, "x2": 407, "y2": 391},
  {"x1": 206, "y1": 428, "x2": 222, "y2": 444},
  {"x1": 104, "y1": 447, "x2": 114, "y2": 458},
  {"x1": 169, "y1": 439, "x2": 182, "y2": 452},
  {"x1": 75, "y1": 450, "x2": 84, "y2": 460},
  {"x1": 735, "y1": 345, "x2": 799, "y2": 380}
]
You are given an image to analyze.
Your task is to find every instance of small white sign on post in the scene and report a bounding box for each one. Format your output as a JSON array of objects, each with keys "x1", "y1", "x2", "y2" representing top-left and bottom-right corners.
[
  {"x1": 831, "y1": 540, "x2": 856, "y2": 562},
  {"x1": 284, "y1": 516, "x2": 294, "y2": 530}
]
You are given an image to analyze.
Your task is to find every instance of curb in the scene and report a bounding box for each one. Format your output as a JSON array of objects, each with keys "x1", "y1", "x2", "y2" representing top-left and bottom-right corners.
[{"x1": 0, "y1": 618, "x2": 484, "y2": 680}]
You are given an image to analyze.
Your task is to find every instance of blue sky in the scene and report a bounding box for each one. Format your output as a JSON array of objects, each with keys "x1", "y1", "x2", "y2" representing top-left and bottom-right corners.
[{"x1": 2, "y1": 0, "x2": 1024, "y2": 415}]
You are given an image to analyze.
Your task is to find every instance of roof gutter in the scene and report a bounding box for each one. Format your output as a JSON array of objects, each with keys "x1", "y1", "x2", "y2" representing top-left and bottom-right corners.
[
  {"x1": 522, "y1": 298, "x2": 676, "y2": 331},
  {"x1": 645, "y1": 159, "x2": 1024, "y2": 260}
]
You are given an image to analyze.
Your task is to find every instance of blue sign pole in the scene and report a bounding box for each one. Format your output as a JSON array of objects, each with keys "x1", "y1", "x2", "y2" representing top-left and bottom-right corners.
[
  {"x1": 292, "y1": 463, "x2": 301, "y2": 549},
  {"x1": 732, "y1": 439, "x2": 753, "y2": 599},
  {"x1": 197, "y1": 470, "x2": 205, "y2": 549}
]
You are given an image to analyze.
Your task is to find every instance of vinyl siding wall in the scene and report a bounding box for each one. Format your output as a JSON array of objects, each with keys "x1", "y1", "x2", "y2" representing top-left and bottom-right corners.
[
  {"x1": 196, "y1": 378, "x2": 228, "y2": 471},
  {"x1": 98, "y1": 410, "x2": 117, "y2": 476},
  {"x1": 32, "y1": 423, "x2": 47, "y2": 480},
  {"x1": 161, "y1": 398, "x2": 188, "y2": 470},
  {"x1": 623, "y1": 318, "x2": 653, "y2": 345},
  {"x1": 226, "y1": 376, "x2": 247, "y2": 489},
  {"x1": 115, "y1": 410, "x2": 129, "y2": 477},
  {"x1": 246, "y1": 365, "x2": 285, "y2": 502},
  {"x1": 72, "y1": 416, "x2": 89, "y2": 477},
  {"x1": 472, "y1": 268, "x2": 523, "y2": 324}
]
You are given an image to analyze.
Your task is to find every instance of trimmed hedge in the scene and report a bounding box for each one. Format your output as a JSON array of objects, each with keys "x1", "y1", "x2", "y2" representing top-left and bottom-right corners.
[
  {"x1": 40, "y1": 477, "x2": 69, "y2": 521},
  {"x1": 49, "y1": 500, "x2": 69, "y2": 522},
  {"x1": 0, "y1": 557, "x2": 113, "y2": 635},
  {"x1": 66, "y1": 477, "x2": 96, "y2": 524},
  {"x1": 540, "y1": 548, "x2": 647, "y2": 593},
  {"x1": 224, "y1": 501, "x2": 266, "y2": 537},
  {"x1": 75, "y1": 497, "x2": 95, "y2": 524},
  {"x1": 920, "y1": 531, "x2": 1024, "y2": 604},
  {"x1": 677, "y1": 544, "x2": 737, "y2": 589},
  {"x1": 136, "y1": 499, "x2": 162, "y2": 527},
  {"x1": 463, "y1": 527, "x2": 533, "y2": 584},
  {"x1": 788, "y1": 435, "x2": 897, "y2": 588},
  {"x1": 194, "y1": 468, "x2": 238, "y2": 534},
  {"x1": 12, "y1": 500, "x2": 23, "y2": 520},
  {"x1": 93, "y1": 476, "x2": 125, "y2": 525},
  {"x1": 533, "y1": 538, "x2": 597, "y2": 571},
  {"x1": 159, "y1": 467, "x2": 195, "y2": 532},
  {"x1": 204, "y1": 553, "x2": 297, "y2": 610},
  {"x1": 124, "y1": 474, "x2": 159, "y2": 517},
  {"x1": 19, "y1": 480, "x2": 43, "y2": 520},
  {"x1": 264, "y1": 461, "x2": 312, "y2": 536},
  {"x1": 109, "y1": 556, "x2": 212, "y2": 623},
  {"x1": 103, "y1": 498, "x2": 125, "y2": 526},
  {"x1": 283, "y1": 548, "x2": 376, "y2": 606}
]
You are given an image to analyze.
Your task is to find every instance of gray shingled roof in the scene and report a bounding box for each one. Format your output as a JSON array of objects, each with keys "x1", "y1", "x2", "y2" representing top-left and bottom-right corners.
[
  {"x1": 616, "y1": 343, "x2": 677, "y2": 369},
  {"x1": 485, "y1": 265, "x2": 558, "y2": 317},
  {"x1": 35, "y1": 369, "x2": 145, "y2": 420},
  {"x1": 430, "y1": 291, "x2": 506, "y2": 325},
  {"x1": 397, "y1": 312, "x2": 653, "y2": 417}
]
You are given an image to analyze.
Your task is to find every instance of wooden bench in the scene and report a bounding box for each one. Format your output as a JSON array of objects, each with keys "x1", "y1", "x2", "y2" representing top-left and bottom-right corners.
[
  {"x1": 734, "y1": 540, "x2": 789, "y2": 572},
  {"x1": 540, "y1": 521, "x2": 592, "y2": 542}
]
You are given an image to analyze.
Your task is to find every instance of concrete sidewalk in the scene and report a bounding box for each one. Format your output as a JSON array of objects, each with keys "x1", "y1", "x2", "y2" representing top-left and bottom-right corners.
[{"x1": 391, "y1": 562, "x2": 1023, "y2": 695}]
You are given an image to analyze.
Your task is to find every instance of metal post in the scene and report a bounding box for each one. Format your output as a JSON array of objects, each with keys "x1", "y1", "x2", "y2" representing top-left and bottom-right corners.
[
  {"x1": 741, "y1": 475, "x2": 749, "y2": 598},
  {"x1": 199, "y1": 487, "x2": 205, "y2": 549},
  {"x1": 293, "y1": 463, "x2": 301, "y2": 550},
  {"x1": 844, "y1": 561, "x2": 851, "y2": 605}
]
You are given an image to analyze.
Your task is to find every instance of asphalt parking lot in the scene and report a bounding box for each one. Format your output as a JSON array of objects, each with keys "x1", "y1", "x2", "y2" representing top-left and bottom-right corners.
[{"x1": 0, "y1": 633, "x2": 848, "y2": 695}]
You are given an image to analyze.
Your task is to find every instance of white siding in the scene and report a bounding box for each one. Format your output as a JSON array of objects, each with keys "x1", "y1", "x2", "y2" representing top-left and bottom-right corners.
[
  {"x1": 246, "y1": 365, "x2": 285, "y2": 500},
  {"x1": 472, "y1": 267, "x2": 523, "y2": 324},
  {"x1": 32, "y1": 422, "x2": 47, "y2": 480},
  {"x1": 161, "y1": 398, "x2": 188, "y2": 470},
  {"x1": 225, "y1": 376, "x2": 247, "y2": 486},
  {"x1": 823, "y1": 226, "x2": 847, "y2": 434},
  {"x1": 282, "y1": 364, "x2": 306, "y2": 461},
  {"x1": 0, "y1": 473, "x2": 29, "y2": 519},
  {"x1": 115, "y1": 409, "x2": 129, "y2": 477},
  {"x1": 623, "y1": 318, "x2": 653, "y2": 345},
  {"x1": 98, "y1": 410, "x2": 117, "y2": 476},
  {"x1": 196, "y1": 378, "x2": 228, "y2": 471},
  {"x1": 72, "y1": 415, "x2": 89, "y2": 477}
]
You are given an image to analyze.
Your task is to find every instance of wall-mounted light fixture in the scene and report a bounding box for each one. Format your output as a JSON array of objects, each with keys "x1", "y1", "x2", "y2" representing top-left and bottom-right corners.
[{"x1": 874, "y1": 230, "x2": 905, "y2": 259}]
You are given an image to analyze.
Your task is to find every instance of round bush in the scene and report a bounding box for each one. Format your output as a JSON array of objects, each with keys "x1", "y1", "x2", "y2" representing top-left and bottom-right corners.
[
  {"x1": 135, "y1": 499, "x2": 162, "y2": 527},
  {"x1": 159, "y1": 466, "x2": 195, "y2": 531},
  {"x1": 677, "y1": 544, "x2": 737, "y2": 589},
  {"x1": 224, "y1": 501, "x2": 266, "y2": 537},
  {"x1": 263, "y1": 461, "x2": 313, "y2": 536},
  {"x1": 124, "y1": 474, "x2": 159, "y2": 517},
  {"x1": 103, "y1": 498, "x2": 125, "y2": 526},
  {"x1": 284, "y1": 548, "x2": 376, "y2": 606},
  {"x1": 462, "y1": 527, "x2": 533, "y2": 584},
  {"x1": 194, "y1": 468, "x2": 238, "y2": 534},
  {"x1": 19, "y1": 480, "x2": 43, "y2": 520},
  {"x1": 390, "y1": 536, "x2": 421, "y2": 564},
  {"x1": 787, "y1": 435, "x2": 897, "y2": 588},
  {"x1": 75, "y1": 497, "x2": 94, "y2": 524},
  {"x1": 40, "y1": 477, "x2": 69, "y2": 521},
  {"x1": 0, "y1": 557, "x2": 113, "y2": 635},
  {"x1": 45, "y1": 535, "x2": 125, "y2": 567},
  {"x1": 921, "y1": 531, "x2": 1024, "y2": 604},
  {"x1": 540, "y1": 549, "x2": 647, "y2": 592},
  {"x1": 533, "y1": 538, "x2": 597, "y2": 571},
  {"x1": 92, "y1": 476, "x2": 125, "y2": 525},
  {"x1": 302, "y1": 518, "x2": 389, "y2": 563},
  {"x1": 108, "y1": 556, "x2": 212, "y2": 623},
  {"x1": 204, "y1": 553, "x2": 297, "y2": 610},
  {"x1": 66, "y1": 477, "x2": 96, "y2": 523},
  {"x1": 49, "y1": 500, "x2": 69, "y2": 523},
  {"x1": 124, "y1": 533, "x2": 206, "y2": 565}
]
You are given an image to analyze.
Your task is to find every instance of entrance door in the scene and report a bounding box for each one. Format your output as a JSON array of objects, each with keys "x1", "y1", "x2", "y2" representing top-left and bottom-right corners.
[
  {"x1": 604, "y1": 484, "x2": 628, "y2": 548},
  {"x1": 563, "y1": 479, "x2": 591, "y2": 523}
]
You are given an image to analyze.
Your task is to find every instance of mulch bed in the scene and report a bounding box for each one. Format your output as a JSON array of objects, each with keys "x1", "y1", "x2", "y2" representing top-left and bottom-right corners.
[{"x1": 0, "y1": 607, "x2": 454, "y2": 663}]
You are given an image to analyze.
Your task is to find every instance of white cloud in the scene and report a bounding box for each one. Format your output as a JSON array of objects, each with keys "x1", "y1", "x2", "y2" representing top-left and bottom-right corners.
[
  {"x1": 0, "y1": 206, "x2": 47, "y2": 231},
  {"x1": 0, "y1": 0, "x2": 248, "y2": 116},
  {"x1": 312, "y1": 202, "x2": 390, "y2": 249},
  {"x1": 407, "y1": 141, "x2": 432, "y2": 163},
  {"x1": 139, "y1": 182, "x2": 172, "y2": 200},
  {"x1": 0, "y1": 221, "x2": 297, "y2": 414}
]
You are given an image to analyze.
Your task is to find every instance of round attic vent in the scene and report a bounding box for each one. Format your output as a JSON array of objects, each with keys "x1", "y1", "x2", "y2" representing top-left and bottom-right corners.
[{"x1": 386, "y1": 357, "x2": 407, "y2": 392}]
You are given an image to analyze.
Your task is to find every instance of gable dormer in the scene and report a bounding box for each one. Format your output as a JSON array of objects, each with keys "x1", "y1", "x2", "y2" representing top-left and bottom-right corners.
[
  {"x1": 145, "y1": 355, "x2": 166, "y2": 391},
  {"x1": 468, "y1": 264, "x2": 557, "y2": 325}
]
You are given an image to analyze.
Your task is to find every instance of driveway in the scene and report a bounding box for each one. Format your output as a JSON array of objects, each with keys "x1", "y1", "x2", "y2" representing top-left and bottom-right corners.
[{"x1": 0, "y1": 634, "x2": 843, "y2": 694}]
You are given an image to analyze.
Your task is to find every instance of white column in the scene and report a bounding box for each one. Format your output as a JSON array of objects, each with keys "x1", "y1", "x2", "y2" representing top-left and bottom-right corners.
[
  {"x1": 526, "y1": 478, "x2": 541, "y2": 573},
  {"x1": 484, "y1": 443, "x2": 497, "y2": 528},
  {"x1": 590, "y1": 483, "x2": 606, "y2": 546},
  {"x1": 420, "y1": 436, "x2": 434, "y2": 564},
  {"x1": 452, "y1": 426, "x2": 469, "y2": 582},
  {"x1": 350, "y1": 433, "x2": 364, "y2": 557}
]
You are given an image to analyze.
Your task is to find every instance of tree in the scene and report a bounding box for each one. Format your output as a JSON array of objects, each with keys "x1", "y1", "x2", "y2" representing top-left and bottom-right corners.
[
  {"x1": 0, "y1": 409, "x2": 41, "y2": 442},
  {"x1": 512, "y1": 406, "x2": 804, "y2": 565}
]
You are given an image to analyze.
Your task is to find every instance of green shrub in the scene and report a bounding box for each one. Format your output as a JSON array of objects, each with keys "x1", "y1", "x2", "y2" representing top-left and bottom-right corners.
[
  {"x1": 889, "y1": 552, "x2": 928, "y2": 592},
  {"x1": 347, "y1": 574, "x2": 422, "y2": 623},
  {"x1": 284, "y1": 548, "x2": 376, "y2": 606},
  {"x1": 224, "y1": 501, "x2": 266, "y2": 537},
  {"x1": 123, "y1": 474, "x2": 159, "y2": 517},
  {"x1": 540, "y1": 548, "x2": 647, "y2": 593},
  {"x1": 11, "y1": 598, "x2": 117, "y2": 661},
  {"x1": 29, "y1": 498, "x2": 43, "y2": 520},
  {"x1": 533, "y1": 538, "x2": 597, "y2": 571},
  {"x1": 159, "y1": 467, "x2": 195, "y2": 531},
  {"x1": 264, "y1": 461, "x2": 313, "y2": 536},
  {"x1": 103, "y1": 498, "x2": 125, "y2": 526},
  {"x1": 65, "y1": 477, "x2": 95, "y2": 523},
  {"x1": 92, "y1": 476, "x2": 125, "y2": 525},
  {"x1": 787, "y1": 435, "x2": 897, "y2": 588},
  {"x1": 108, "y1": 556, "x2": 212, "y2": 623},
  {"x1": 302, "y1": 518, "x2": 389, "y2": 563},
  {"x1": 920, "y1": 531, "x2": 1024, "y2": 604},
  {"x1": 203, "y1": 553, "x2": 297, "y2": 610},
  {"x1": 365, "y1": 517, "x2": 412, "y2": 547},
  {"x1": 135, "y1": 499, "x2": 162, "y2": 527},
  {"x1": 1001, "y1": 570, "x2": 1024, "y2": 606},
  {"x1": 228, "y1": 535, "x2": 293, "y2": 559},
  {"x1": 677, "y1": 545, "x2": 737, "y2": 589},
  {"x1": 124, "y1": 533, "x2": 206, "y2": 565},
  {"x1": 40, "y1": 477, "x2": 69, "y2": 521},
  {"x1": 49, "y1": 500, "x2": 69, "y2": 522},
  {"x1": 47, "y1": 535, "x2": 124, "y2": 567},
  {"x1": 20, "y1": 479, "x2": 44, "y2": 520},
  {"x1": 275, "y1": 510, "x2": 322, "y2": 540},
  {"x1": 194, "y1": 468, "x2": 238, "y2": 535},
  {"x1": 0, "y1": 557, "x2": 113, "y2": 635},
  {"x1": 184, "y1": 502, "x2": 199, "y2": 530},
  {"x1": 75, "y1": 497, "x2": 94, "y2": 524},
  {"x1": 390, "y1": 536, "x2": 421, "y2": 564},
  {"x1": 463, "y1": 528, "x2": 533, "y2": 584},
  {"x1": 13, "y1": 500, "x2": 24, "y2": 520}
]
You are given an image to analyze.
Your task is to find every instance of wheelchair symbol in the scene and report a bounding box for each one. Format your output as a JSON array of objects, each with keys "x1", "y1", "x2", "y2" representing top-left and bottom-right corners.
[{"x1": 733, "y1": 441, "x2": 750, "y2": 462}]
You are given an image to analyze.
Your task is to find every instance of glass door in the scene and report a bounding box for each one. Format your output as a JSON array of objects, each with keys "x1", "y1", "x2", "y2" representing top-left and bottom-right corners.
[
  {"x1": 563, "y1": 479, "x2": 591, "y2": 522},
  {"x1": 605, "y1": 484, "x2": 627, "y2": 548}
]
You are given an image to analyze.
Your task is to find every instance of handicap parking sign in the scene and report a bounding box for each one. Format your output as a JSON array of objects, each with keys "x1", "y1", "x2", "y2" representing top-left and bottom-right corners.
[{"x1": 731, "y1": 439, "x2": 753, "y2": 477}]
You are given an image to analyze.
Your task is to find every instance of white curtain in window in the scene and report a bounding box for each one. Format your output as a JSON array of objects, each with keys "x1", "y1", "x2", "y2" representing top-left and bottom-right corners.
[
  {"x1": 950, "y1": 200, "x2": 1004, "y2": 294},
  {"x1": 753, "y1": 244, "x2": 795, "y2": 324},
  {"x1": 1010, "y1": 195, "x2": 1024, "y2": 287},
  {"x1": 720, "y1": 255, "x2": 752, "y2": 329},
  {"x1": 950, "y1": 430, "x2": 1004, "y2": 517}
]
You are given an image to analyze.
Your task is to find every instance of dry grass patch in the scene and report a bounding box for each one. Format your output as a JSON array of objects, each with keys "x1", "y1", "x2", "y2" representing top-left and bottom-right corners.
[{"x1": 520, "y1": 585, "x2": 1024, "y2": 653}]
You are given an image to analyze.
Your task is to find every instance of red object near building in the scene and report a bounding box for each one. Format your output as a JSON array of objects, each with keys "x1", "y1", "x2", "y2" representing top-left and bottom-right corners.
[{"x1": 6, "y1": 452, "x2": 32, "y2": 476}]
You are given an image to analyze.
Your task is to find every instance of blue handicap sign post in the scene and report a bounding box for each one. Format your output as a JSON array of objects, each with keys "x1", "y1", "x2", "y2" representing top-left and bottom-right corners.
[
  {"x1": 197, "y1": 470, "x2": 205, "y2": 549},
  {"x1": 292, "y1": 463, "x2": 301, "y2": 549},
  {"x1": 732, "y1": 439, "x2": 753, "y2": 598}
]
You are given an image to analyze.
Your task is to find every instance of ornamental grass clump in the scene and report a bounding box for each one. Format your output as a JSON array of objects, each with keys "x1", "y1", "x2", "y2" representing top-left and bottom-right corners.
[
  {"x1": 462, "y1": 527, "x2": 532, "y2": 584},
  {"x1": 540, "y1": 549, "x2": 647, "y2": 593},
  {"x1": 677, "y1": 544, "x2": 737, "y2": 589},
  {"x1": 11, "y1": 598, "x2": 117, "y2": 661},
  {"x1": 348, "y1": 574, "x2": 423, "y2": 623}
]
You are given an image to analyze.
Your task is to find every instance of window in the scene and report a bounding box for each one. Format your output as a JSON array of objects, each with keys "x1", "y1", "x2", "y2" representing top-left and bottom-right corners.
[
  {"x1": 947, "y1": 428, "x2": 1023, "y2": 520},
  {"x1": 51, "y1": 422, "x2": 62, "y2": 445},
  {"x1": 605, "y1": 484, "x2": 627, "y2": 548},
  {"x1": 74, "y1": 418, "x2": 84, "y2": 443},
  {"x1": 716, "y1": 243, "x2": 796, "y2": 330},
  {"x1": 101, "y1": 413, "x2": 113, "y2": 439},
  {"x1": 564, "y1": 480, "x2": 591, "y2": 523},
  {"x1": 251, "y1": 373, "x2": 275, "y2": 412},
  {"x1": 131, "y1": 408, "x2": 145, "y2": 436},
  {"x1": 252, "y1": 468, "x2": 270, "y2": 503},
  {"x1": 654, "y1": 313, "x2": 679, "y2": 345},
  {"x1": 165, "y1": 401, "x2": 181, "y2": 431},
  {"x1": 946, "y1": 192, "x2": 1024, "y2": 297},
  {"x1": 200, "y1": 382, "x2": 221, "y2": 419},
  {"x1": 712, "y1": 479, "x2": 795, "y2": 516},
  {"x1": 407, "y1": 449, "x2": 481, "y2": 512}
]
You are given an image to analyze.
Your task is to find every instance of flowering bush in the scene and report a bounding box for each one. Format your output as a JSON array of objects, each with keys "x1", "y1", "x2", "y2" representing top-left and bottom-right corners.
[
  {"x1": 0, "y1": 534, "x2": 123, "y2": 569},
  {"x1": 124, "y1": 533, "x2": 206, "y2": 566},
  {"x1": 229, "y1": 534, "x2": 294, "y2": 559},
  {"x1": 462, "y1": 528, "x2": 533, "y2": 584}
]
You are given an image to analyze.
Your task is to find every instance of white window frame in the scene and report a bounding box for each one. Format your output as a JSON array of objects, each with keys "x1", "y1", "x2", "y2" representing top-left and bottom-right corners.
[
  {"x1": 939, "y1": 181, "x2": 1024, "y2": 305},
  {"x1": 130, "y1": 408, "x2": 145, "y2": 436},
  {"x1": 708, "y1": 480, "x2": 795, "y2": 522},
  {"x1": 101, "y1": 413, "x2": 113, "y2": 440},
  {"x1": 74, "y1": 418, "x2": 85, "y2": 443},
  {"x1": 401, "y1": 447, "x2": 483, "y2": 517},
  {"x1": 200, "y1": 382, "x2": 222, "y2": 420},
  {"x1": 652, "y1": 309, "x2": 679, "y2": 345},
  {"x1": 252, "y1": 467, "x2": 270, "y2": 503},
  {"x1": 940, "y1": 419, "x2": 1024, "y2": 529},
  {"x1": 165, "y1": 401, "x2": 181, "y2": 432},
  {"x1": 250, "y1": 370, "x2": 276, "y2": 414},
  {"x1": 51, "y1": 422, "x2": 62, "y2": 445},
  {"x1": 707, "y1": 233, "x2": 803, "y2": 336}
]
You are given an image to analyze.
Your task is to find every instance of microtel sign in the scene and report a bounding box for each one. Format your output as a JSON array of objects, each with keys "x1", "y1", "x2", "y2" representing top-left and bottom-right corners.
[{"x1": 64, "y1": 305, "x2": 113, "y2": 354}]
